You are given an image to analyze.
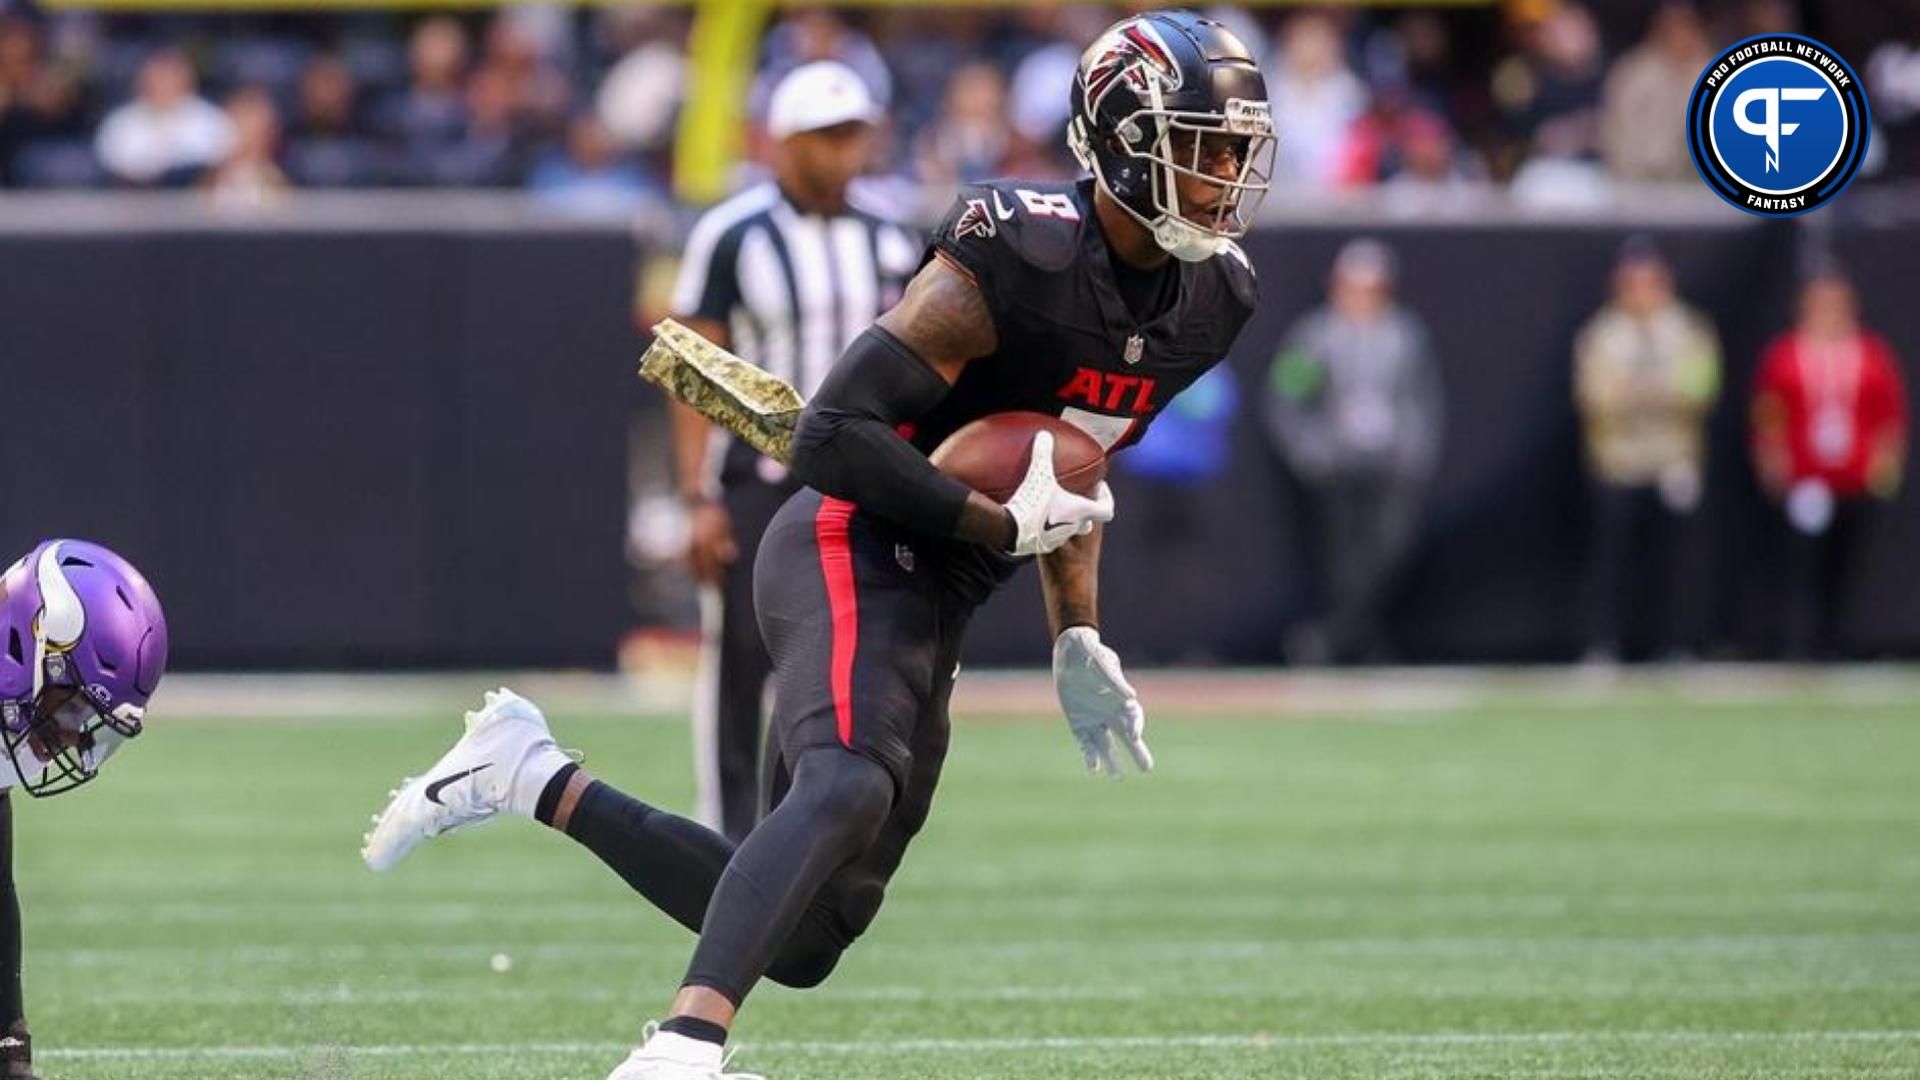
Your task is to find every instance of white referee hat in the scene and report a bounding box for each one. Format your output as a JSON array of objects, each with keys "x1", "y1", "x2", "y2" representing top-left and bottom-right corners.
[{"x1": 767, "y1": 60, "x2": 882, "y2": 139}]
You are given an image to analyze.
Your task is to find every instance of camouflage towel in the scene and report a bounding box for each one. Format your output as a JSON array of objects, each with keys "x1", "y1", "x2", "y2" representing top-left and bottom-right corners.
[{"x1": 638, "y1": 318, "x2": 805, "y2": 465}]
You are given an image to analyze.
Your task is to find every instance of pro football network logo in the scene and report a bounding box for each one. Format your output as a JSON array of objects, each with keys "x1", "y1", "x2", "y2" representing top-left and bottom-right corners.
[{"x1": 1686, "y1": 34, "x2": 1869, "y2": 217}]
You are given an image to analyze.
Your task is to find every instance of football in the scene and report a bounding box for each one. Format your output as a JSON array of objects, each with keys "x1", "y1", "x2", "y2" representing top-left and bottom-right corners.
[{"x1": 928, "y1": 411, "x2": 1108, "y2": 501}]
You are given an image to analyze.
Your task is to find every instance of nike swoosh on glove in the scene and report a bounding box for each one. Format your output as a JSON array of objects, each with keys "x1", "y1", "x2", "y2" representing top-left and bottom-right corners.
[
  {"x1": 1001, "y1": 430, "x2": 1115, "y2": 557},
  {"x1": 1053, "y1": 626, "x2": 1154, "y2": 777}
]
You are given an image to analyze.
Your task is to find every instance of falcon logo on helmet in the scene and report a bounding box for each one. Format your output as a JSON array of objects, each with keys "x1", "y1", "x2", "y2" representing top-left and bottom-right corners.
[
  {"x1": 1068, "y1": 10, "x2": 1276, "y2": 263},
  {"x1": 1084, "y1": 20, "x2": 1183, "y2": 108}
]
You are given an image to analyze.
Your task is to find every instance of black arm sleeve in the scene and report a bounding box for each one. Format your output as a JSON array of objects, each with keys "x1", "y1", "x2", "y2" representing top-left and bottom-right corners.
[{"x1": 790, "y1": 326, "x2": 976, "y2": 537}]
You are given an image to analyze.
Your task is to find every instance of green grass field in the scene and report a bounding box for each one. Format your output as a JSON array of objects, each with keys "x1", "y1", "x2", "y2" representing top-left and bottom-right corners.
[{"x1": 13, "y1": 673, "x2": 1920, "y2": 1079}]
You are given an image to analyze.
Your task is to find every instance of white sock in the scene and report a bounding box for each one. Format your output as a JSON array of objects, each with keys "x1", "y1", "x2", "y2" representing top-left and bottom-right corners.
[{"x1": 507, "y1": 743, "x2": 570, "y2": 819}]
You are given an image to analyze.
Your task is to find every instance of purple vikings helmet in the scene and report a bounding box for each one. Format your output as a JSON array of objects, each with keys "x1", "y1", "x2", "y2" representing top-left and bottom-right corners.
[{"x1": 0, "y1": 540, "x2": 167, "y2": 796}]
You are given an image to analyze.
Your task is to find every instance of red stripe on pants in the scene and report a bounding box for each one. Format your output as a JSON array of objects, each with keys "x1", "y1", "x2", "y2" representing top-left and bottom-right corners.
[{"x1": 814, "y1": 496, "x2": 859, "y2": 747}]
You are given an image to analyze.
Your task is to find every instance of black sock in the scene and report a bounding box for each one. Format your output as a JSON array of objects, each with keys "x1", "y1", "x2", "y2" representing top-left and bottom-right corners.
[
  {"x1": 532, "y1": 762, "x2": 581, "y2": 827},
  {"x1": 554, "y1": 778, "x2": 735, "y2": 934},
  {"x1": 659, "y1": 1015, "x2": 729, "y2": 1047}
]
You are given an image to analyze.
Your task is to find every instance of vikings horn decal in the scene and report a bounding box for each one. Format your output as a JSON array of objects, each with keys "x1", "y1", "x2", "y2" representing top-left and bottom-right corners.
[
  {"x1": 34, "y1": 543, "x2": 85, "y2": 650},
  {"x1": 1083, "y1": 18, "x2": 1183, "y2": 112}
]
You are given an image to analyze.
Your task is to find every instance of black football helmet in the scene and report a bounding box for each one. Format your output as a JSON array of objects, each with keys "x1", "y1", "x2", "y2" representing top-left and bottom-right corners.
[{"x1": 1068, "y1": 10, "x2": 1275, "y2": 262}]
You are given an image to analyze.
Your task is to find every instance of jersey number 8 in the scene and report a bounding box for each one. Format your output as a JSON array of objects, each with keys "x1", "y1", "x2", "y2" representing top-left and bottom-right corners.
[{"x1": 1017, "y1": 190, "x2": 1081, "y2": 221}]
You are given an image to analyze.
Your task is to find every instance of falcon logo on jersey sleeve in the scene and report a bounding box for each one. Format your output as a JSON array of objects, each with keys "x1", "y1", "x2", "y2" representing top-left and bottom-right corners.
[{"x1": 952, "y1": 197, "x2": 997, "y2": 241}]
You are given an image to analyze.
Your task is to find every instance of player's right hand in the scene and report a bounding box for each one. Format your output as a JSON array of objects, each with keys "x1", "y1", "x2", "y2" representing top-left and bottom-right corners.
[
  {"x1": 686, "y1": 499, "x2": 738, "y2": 585},
  {"x1": 1001, "y1": 430, "x2": 1116, "y2": 557}
]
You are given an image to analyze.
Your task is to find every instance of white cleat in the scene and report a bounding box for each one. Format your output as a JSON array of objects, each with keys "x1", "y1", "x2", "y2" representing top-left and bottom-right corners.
[
  {"x1": 360, "y1": 687, "x2": 569, "y2": 872},
  {"x1": 606, "y1": 1025, "x2": 765, "y2": 1080}
]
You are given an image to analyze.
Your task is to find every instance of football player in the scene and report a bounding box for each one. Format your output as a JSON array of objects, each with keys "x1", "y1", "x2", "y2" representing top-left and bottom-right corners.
[
  {"x1": 362, "y1": 11, "x2": 1270, "y2": 1079},
  {"x1": 0, "y1": 540, "x2": 169, "y2": 1079}
]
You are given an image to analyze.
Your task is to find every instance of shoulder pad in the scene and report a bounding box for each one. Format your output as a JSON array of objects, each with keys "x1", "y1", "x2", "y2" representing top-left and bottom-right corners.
[
  {"x1": 1212, "y1": 238, "x2": 1258, "y2": 311},
  {"x1": 948, "y1": 180, "x2": 1087, "y2": 274}
]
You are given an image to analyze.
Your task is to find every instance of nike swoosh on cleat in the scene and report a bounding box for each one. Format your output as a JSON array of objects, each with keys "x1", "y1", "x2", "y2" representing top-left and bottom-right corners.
[{"x1": 424, "y1": 763, "x2": 494, "y2": 806}]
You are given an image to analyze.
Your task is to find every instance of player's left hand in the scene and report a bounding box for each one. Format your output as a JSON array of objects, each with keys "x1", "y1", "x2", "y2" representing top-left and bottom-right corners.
[{"x1": 1052, "y1": 626, "x2": 1153, "y2": 777}]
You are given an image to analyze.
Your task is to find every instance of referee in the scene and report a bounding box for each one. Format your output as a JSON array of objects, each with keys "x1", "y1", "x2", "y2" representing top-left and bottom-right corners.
[{"x1": 668, "y1": 60, "x2": 920, "y2": 843}]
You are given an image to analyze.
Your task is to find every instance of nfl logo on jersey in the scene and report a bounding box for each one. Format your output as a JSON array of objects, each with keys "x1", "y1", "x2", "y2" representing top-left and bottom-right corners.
[{"x1": 1124, "y1": 335, "x2": 1144, "y2": 365}]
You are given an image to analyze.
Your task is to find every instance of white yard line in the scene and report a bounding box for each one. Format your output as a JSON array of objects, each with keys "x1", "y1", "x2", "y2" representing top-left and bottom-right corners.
[
  {"x1": 38, "y1": 931, "x2": 1920, "y2": 966},
  {"x1": 35, "y1": 1030, "x2": 1920, "y2": 1061},
  {"x1": 78, "y1": 977, "x2": 1920, "y2": 1008}
]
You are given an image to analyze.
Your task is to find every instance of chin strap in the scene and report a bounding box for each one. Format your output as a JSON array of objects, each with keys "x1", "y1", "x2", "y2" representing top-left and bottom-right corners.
[{"x1": 1152, "y1": 215, "x2": 1226, "y2": 262}]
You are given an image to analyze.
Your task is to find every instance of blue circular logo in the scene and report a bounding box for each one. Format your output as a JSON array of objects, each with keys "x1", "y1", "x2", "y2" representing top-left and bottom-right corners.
[{"x1": 1687, "y1": 34, "x2": 1869, "y2": 216}]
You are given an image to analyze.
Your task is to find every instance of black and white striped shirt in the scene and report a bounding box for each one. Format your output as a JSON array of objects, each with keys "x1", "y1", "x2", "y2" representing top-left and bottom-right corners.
[{"x1": 672, "y1": 182, "x2": 920, "y2": 402}]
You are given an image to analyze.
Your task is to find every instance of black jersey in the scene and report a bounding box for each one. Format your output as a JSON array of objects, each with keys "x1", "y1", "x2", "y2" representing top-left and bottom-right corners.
[
  {"x1": 914, "y1": 177, "x2": 1257, "y2": 455},
  {"x1": 909, "y1": 177, "x2": 1258, "y2": 600}
]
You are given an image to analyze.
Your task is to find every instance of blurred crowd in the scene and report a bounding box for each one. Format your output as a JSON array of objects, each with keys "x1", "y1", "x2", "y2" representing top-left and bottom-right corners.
[
  {"x1": 0, "y1": 1, "x2": 1913, "y2": 213},
  {"x1": 1236, "y1": 239, "x2": 1905, "y2": 665}
]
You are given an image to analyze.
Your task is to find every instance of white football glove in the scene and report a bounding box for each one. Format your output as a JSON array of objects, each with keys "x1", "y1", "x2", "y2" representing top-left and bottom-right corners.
[
  {"x1": 1053, "y1": 626, "x2": 1153, "y2": 777},
  {"x1": 1002, "y1": 430, "x2": 1115, "y2": 557}
]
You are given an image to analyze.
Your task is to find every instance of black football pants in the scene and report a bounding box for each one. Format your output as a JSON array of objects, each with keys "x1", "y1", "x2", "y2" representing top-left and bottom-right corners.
[{"x1": 564, "y1": 489, "x2": 969, "y2": 1005}]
